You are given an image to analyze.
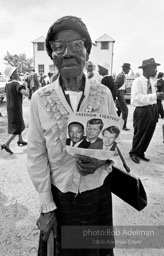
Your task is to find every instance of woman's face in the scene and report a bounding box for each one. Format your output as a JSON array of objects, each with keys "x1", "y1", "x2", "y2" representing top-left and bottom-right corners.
[{"x1": 51, "y1": 30, "x2": 89, "y2": 79}]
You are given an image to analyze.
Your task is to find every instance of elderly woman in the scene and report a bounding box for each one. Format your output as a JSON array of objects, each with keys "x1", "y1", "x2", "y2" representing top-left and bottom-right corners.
[
  {"x1": 1, "y1": 65, "x2": 29, "y2": 154},
  {"x1": 27, "y1": 16, "x2": 117, "y2": 256}
]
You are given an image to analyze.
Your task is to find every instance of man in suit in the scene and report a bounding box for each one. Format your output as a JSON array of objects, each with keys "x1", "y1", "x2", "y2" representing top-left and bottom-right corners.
[
  {"x1": 26, "y1": 69, "x2": 40, "y2": 99},
  {"x1": 85, "y1": 118, "x2": 104, "y2": 149},
  {"x1": 114, "y1": 63, "x2": 131, "y2": 130},
  {"x1": 66, "y1": 122, "x2": 90, "y2": 148},
  {"x1": 102, "y1": 126, "x2": 120, "y2": 151}
]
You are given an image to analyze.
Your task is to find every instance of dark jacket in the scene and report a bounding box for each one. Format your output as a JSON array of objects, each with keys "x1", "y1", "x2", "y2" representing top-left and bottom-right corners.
[
  {"x1": 101, "y1": 75, "x2": 117, "y2": 100},
  {"x1": 157, "y1": 79, "x2": 164, "y2": 93},
  {"x1": 84, "y1": 137, "x2": 103, "y2": 150},
  {"x1": 27, "y1": 72, "x2": 40, "y2": 90},
  {"x1": 114, "y1": 72, "x2": 125, "y2": 92},
  {"x1": 66, "y1": 138, "x2": 90, "y2": 148}
]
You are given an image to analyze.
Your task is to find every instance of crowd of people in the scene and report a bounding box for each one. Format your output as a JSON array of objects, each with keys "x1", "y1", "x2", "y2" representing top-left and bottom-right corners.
[
  {"x1": 23, "y1": 69, "x2": 59, "y2": 99},
  {"x1": 86, "y1": 58, "x2": 164, "y2": 163},
  {"x1": 1, "y1": 14, "x2": 164, "y2": 256}
]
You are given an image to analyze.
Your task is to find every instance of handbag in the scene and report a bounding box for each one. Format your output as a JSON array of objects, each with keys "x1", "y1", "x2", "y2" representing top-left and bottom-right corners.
[
  {"x1": 109, "y1": 145, "x2": 147, "y2": 211},
  {"x1": 109, "y1": 166, "x2": 147, "y2": 211}
]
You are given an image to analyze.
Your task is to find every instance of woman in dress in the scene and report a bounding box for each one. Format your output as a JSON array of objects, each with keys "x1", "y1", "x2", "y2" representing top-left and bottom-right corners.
[
  {"x1": 1, "y1": 65, "x2": 29, "y2": 154},
  {"x1": 27, "y1": 16, "x2": 117, "y2": 256}
]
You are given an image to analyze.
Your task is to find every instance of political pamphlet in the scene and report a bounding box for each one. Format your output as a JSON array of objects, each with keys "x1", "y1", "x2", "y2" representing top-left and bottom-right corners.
[{"x1": 66, "y1": 112, "x2": 124, "y2": 160}]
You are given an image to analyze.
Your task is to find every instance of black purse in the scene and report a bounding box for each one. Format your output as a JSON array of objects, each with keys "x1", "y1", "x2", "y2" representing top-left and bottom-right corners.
[
  {"x1": 109, "y1": 166, "x2": 147, "y2": 211},
  {"x1": 109, "y1": 145, "x2": 147, "y2": 211}
]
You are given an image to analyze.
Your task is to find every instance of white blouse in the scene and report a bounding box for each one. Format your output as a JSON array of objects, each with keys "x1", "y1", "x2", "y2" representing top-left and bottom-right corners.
[{"x1": 27, "y1": 77, "x2": 117, "y2": 213}]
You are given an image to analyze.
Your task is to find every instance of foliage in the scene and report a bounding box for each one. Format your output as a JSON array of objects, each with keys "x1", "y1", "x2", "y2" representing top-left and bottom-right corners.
[{"x1": 3, "y1": 51, "x2": 34, "y2": 74}]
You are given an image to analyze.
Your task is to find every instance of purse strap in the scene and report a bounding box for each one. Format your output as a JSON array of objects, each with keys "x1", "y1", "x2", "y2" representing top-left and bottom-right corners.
[{"x1": 116, "y1": 144, "x2": 131, "y2": 173}]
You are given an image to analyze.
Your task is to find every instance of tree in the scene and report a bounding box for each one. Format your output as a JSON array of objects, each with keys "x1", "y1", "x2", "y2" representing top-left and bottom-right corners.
[{"x1": 3, "y1": 52, "x2": 34, "y2": 74}]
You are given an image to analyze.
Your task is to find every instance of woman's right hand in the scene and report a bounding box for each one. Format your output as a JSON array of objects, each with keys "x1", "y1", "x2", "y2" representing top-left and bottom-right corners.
[{"x1": 36, "y1": 210, "x2": 57, "y2": 241}]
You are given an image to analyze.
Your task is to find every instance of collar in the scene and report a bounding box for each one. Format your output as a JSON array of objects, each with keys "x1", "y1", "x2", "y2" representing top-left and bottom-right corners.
[
  {"x1": 53, "y1": 75, "x2": 91, "y2": 113},
  {"x1": 71, "y1": 139, "x2": 83, "y2": 147},
  {"x1": 86, "y1": 138, "x2": 97, "y2": 143},
  {"x1": 7, "y1": 79, "x2": 18, "y2": 83},
  {"x1": 40, "y1": 75, "x2": 97, "y2": 113},
  {"x1": 142, "y1": 75, "x2": 149, "y2": 82}
]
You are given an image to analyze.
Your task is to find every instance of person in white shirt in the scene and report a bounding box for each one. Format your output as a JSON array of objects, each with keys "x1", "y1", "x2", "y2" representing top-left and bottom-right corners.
[
  {"x1": 114, "y1": 63, "x2": 131, "y2": 130},
  {"x1": 86, "y1": 60, "x2": 102, "y2": 84},
  {"x1": 27, "y1": 16, "x2": 117, "y2": 256},
  {"x1": 129, "y1": 58, "x2": 164, "y2": 164}
]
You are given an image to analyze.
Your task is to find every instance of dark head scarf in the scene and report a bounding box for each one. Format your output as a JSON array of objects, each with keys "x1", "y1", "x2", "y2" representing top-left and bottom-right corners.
[{"x1": 45, "y1": 16, "x2": 92, "y2": 59}]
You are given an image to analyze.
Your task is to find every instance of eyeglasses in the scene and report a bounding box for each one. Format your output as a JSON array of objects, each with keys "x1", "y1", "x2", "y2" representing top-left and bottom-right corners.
[{"x1": 49, "y1": 39, "x2": 86, "y2": 54}]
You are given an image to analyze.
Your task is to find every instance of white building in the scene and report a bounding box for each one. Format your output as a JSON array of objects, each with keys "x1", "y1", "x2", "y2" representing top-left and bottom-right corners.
[{"x1": 32, "y1": 34, "x2": 115, "y2": 75}]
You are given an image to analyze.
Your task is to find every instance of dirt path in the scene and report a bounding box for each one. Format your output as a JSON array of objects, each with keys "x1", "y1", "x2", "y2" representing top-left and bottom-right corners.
[{"x1": 0, "y1": 98, "x2": 164, "y2": 256}]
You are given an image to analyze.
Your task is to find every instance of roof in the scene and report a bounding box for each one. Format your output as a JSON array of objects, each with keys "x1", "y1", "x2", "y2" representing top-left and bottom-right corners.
[
  {"x1": 32, "y1": 36, "x2": 45, "y2": 43},
  {"x1": 95, "y1": 34, "x2": 115, "y2": 42},
  {"x1": 32, "y1": 34, "x2": 115, "y2": 44}
]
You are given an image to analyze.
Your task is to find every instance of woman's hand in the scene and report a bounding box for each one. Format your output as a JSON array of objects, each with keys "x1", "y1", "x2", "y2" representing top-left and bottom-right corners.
[
  {"x1": 75, "y1": 154, "x2": 107, "y2": 176},
  {"x1": 36, "y1": 210, "x2": 57, "y2": 241}
]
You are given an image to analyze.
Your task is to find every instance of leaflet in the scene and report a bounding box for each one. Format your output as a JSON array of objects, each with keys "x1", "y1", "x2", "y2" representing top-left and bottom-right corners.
[{"x1": 66, "y1": 112, "x2": 124, "y2": 160}]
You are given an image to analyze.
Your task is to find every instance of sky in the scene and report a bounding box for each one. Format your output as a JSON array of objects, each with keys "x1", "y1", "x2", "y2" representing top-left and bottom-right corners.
[{"x1": 0, "y1": 0, "x2": 164, "y2": 75}]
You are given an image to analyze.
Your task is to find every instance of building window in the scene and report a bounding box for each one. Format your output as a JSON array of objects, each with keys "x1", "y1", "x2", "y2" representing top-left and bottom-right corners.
[
  {"x1": 101, "y1": 42, "x2": 109, "y2": 50},
  {"x1": 37, "y1": 42, "x2": 45, "y2": 51},
  {"x1": 38, "y1": 64, "x2": 44, "y2": 75}
]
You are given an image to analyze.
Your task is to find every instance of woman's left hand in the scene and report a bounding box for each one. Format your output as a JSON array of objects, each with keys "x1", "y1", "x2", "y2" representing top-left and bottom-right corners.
[{"x1": 75, "y1": 154, "x2": 106, "y2": 176}]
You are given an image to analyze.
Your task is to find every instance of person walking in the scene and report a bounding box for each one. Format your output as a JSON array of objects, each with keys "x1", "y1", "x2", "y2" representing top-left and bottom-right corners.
[
  {"x1": 1, "y1": 65, "x2": 29, "y2": 154},
  {"x1": 129, "y1": 58, "x2": 164, "y2": 163},
  {"x1": 27, "y1": 16, "x2": 117, "y2": 256},
  {"x1": 114, "y1": 63, "x2": 131, "y2": 130},
  {"x1": 98, "y1": 62, "x2": 117, "y2": 101},
  {"x1": 39, "y1": 74, "x2": 46, "y2": 87},
  {"x1": 26, "y1": 69, "x2": 40, "y2": 99}
]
